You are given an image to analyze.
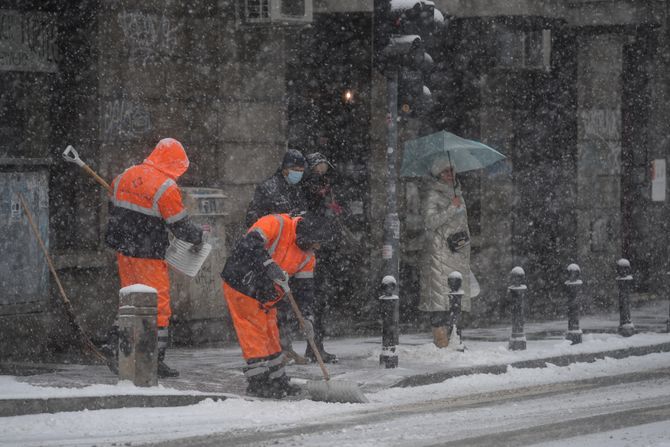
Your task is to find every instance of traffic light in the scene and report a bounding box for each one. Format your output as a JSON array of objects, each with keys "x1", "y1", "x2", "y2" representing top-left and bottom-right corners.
[
  {"x1": 374, "y1": 0, "x2": 444, "y2": 118},
  {"x1": 399, "y1": 64, "x2": 432, "y2": 117},
  {"x1": 389, "y1": 0, "x2": 444, "y2": 44}
]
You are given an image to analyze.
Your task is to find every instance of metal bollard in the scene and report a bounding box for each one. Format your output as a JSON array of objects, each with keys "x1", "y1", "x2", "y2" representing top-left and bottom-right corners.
[
  {"x1": 616, "y1": 259, "x2": 635, "y2": 337},
  {"x1": 565, "y1": 264, "x2": 583, "y2": 344},
  {"x1": 379, "y1": 275, "x2": 399, "y2": 368},
  {"x1": 508, "y1": 266, "x2": 527, "y2": 351},
  {"x1": 118, "y1": 284, "x2": 158, "y2": 386},
  {"x1": 447, "y1": 271, "x2": 464, "y2": 344}
]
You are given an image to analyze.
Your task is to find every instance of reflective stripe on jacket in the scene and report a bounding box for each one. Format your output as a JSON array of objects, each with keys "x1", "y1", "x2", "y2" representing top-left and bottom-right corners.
[
  {"x1": 105, "y1": 138, "x2": 202, "y2": 259},
  {"x1": 221, "y1": 214, "x2": 315, "y2": 311}
]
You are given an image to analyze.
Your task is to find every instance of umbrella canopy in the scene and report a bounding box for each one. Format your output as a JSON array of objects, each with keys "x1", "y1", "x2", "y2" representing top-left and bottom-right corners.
[{"x1": 400, "y1": 131, "x2": 506, "y2": 177}]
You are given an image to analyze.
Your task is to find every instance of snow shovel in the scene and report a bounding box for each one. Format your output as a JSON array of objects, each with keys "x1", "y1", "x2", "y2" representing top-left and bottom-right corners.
[
  {"x1": 62, "y1": 145, "x2": 112, "y2": 193},
  {"x1": 283, "y1": 287, "x2": 368, "y2": 404},
  {"x1": 63, "y1": 145, "x2": 211, "y2": 277},
  {"x1": 17, "y1": 193, "x2": 117, "y2": 373}
]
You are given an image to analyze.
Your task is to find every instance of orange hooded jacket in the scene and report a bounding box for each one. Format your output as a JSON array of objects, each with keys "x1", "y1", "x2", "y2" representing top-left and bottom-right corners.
[
  {"x1": 221, "y1": 214, "x2": 315, "y2": 309},
  {"x1": 105, "y1": 138, "x2": 202, "y2": 259}
]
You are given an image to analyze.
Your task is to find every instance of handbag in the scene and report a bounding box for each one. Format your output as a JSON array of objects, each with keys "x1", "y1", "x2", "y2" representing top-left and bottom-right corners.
[{"x1": 447, "y1": 230, "x2": 470, "y2": 252}]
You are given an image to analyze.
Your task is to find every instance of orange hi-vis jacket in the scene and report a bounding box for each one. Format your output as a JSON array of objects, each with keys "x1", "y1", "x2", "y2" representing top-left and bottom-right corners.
[
  {"x1": 105, "y1": 138, "x2": 202, "y2": 259},
  {"x1": 221, "y1": 214, "x2": 315, "y2": 309}
]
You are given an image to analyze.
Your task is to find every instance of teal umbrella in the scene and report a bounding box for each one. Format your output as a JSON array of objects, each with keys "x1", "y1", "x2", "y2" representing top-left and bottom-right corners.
[{"x1": 400, "y1": 131, "x2": 506, "y2": 177}]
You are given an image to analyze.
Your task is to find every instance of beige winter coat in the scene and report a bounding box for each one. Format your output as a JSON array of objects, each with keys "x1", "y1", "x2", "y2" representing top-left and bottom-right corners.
[{"x1": 419, "y1": 179, "x2": 472, "y2": 313}]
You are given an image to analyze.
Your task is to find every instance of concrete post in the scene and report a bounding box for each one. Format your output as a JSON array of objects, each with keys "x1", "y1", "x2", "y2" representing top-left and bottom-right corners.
[
  {"x1": 616, "y1": 258, "x2": 635, "y2": 337},
  {"x1": 565, "y1": 264, "x2": 583, "y2": 345},
  {"x1": 379, "y1": 275, "x2": 399, "y2": 368},
  {"x1": 118, "y1": 285, "x2": 158, "y2": 387},
  {"x1": 508, "y1": 267, "x2": 527, "y2": 351}
]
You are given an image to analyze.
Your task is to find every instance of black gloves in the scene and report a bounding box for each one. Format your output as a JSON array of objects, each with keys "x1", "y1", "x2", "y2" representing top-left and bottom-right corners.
[
  {"x1": 188, "y1": 224, "x2": 211, "y2": 253},
  {"x1": 264, "y1": 260, "x2": 289, "y2": 291}
]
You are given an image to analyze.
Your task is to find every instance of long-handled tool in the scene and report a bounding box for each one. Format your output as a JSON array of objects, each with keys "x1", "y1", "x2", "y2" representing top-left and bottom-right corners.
[
  {"x1": 284, "y1": 287, "x2": 368, "y2": 404},
  {"x1": 62, "y1": 145, "x2": 112, "y2": 193},
  {"x1": 17, "y1": 193, "x2": 117, "y2": 373},
  {"x1": 63, "y1": 145, "x2": 211, "y2": 276}
]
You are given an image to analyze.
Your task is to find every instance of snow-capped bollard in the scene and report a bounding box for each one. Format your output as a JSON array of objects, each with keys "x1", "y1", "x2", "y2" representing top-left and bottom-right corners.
[
  {"x1": 565, "y1": 264, "x2": 583, "y2": 344},
  {"x1": 508, "y1": 267, "x2": 527, "y2": 351},
  {"x1": 118, "y1": 284, "x2": 158, "y2": 387},
  {"x1": 616, "y1": 259, "x2": 635, "y2": 337},
  {"x1": 379, "y1": 275, "x2": 399, "y2": 368},
  {"x1": 447, "y1": 271, "x2": 464, "y2": 345}
]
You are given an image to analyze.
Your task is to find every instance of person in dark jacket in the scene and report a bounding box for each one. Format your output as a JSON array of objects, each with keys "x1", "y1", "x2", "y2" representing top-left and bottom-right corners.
[
  {"x1": 244, "y1": 149, "x2": 308, "y2": 228},
  {"x1": 105, "y1": 138, "x2": 206, "y2": 378},
  {"x1": 301, "y1": 152, "x2": 340, "y2": 363},
  {"x1": 245, "y1": 149, "x2": 309, "y2": 364},
  {"x1": 221, "y1": 213, "x2": 332, "y2": 398}
]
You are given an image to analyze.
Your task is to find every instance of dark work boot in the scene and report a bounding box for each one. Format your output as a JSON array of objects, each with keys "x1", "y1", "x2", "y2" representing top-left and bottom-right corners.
[
  {"x1": 157, "y1": 348, "x2": 179, "y2": 378},
  {"x1": 246, "y1": 374, "x2": 274, "y2": 398},
  {"x1": 269, "y1": 374, "x2": 302, "y2": 398},
  {"x1": 280, "y1": 335, "x2": 307, "y2": 365},
  {"x1": 305, "y1": 339, "x2": 338, "y2": 364}
]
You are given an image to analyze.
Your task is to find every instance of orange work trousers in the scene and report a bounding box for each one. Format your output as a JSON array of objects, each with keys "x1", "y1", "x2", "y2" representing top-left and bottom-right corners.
[
  {"x1": 222, "y1": 281, "x2": 281, "y2": 360},
  {"x1": 117, "y1": 253, "x2": 171, "y2": 327}
]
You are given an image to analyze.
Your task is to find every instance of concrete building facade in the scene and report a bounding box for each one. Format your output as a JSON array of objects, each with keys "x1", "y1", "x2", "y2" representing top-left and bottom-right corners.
[{"x1": 1, "y1": 0, "x2": 668, "y2": 359}]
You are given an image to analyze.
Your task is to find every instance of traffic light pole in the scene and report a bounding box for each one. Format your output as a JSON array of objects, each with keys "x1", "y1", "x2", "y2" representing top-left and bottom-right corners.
[{"x1": 379, "y1": 68, "x2": 400, "y2": 369}]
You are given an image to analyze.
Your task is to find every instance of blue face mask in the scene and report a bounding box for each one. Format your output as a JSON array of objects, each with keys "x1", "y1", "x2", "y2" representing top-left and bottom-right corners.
[{"x1": 286, "y1": 169, "x2": 303, "y2": 184}]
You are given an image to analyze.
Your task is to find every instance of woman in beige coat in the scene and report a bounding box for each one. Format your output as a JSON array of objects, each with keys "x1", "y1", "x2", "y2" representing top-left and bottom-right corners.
[{"x1": 419, "y1": 157, "x2": 472, "y2": 348}]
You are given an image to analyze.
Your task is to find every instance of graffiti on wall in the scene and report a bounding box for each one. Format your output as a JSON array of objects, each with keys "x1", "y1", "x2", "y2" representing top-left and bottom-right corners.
[
  {"x1": 580, "y1": 108, "x2": 621, "y2": 140},
  {"x1": 0, "y1": 10, "x2": 58, "y2": 72},
  {"x1": 101, "y1": 98, "x2": 151, "y2": 142},
  {"x1": 118, "y1": 12, "x2": 179, "y2": 65}
]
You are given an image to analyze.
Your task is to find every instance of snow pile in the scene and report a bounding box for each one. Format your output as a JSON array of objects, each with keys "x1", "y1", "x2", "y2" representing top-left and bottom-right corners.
[
  {"x1": 2, "y1": 352, "x2": 670, "y2": 447},
  {"x1": 0, "y1": 377, "x2": 210, "y2": 400}
]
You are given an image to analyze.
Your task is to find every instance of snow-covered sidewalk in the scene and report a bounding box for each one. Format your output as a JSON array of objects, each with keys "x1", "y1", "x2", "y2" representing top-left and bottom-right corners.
[
  {"x1": 2, "y1": 348, "x2": 670, "y2": 447},
  {"x1": 1, "y1": 300, "x2": 669, "y2": 417}
]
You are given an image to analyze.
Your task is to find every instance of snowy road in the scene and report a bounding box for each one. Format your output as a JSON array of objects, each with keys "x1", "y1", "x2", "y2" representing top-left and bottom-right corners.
[
  {"x1": 4, "y1": 352, "x2": 670, "y2": 447},
  {"x1": 150, "y1": 368, "x2": 670, "y2": 447}
]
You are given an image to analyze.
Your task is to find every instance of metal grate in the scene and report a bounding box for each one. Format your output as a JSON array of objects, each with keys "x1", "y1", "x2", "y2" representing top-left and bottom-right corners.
[{"x1": 244, "y1": 0, "x2": 270, "y2": 21}]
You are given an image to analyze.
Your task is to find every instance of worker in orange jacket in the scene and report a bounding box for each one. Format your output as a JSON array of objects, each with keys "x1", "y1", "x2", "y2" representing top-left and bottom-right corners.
[
  {"x1": 105, "y1": 138, "x2": 206, "y2": 378},
  {"x1": 221, "y1": 213, "x2": 332, "y2": 398}
]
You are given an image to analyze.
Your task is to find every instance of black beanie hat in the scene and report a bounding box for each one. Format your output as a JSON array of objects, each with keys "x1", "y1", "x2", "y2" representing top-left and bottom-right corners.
[
  {"x1": 305, "y1": 152, "x2": 334, "y2": 170},
  {"x1": 282, "y1": 149, "x2": 306, "y2": 169},
  {"x1": 296, "y1": 213, "x2": 334, "y2": 248}
]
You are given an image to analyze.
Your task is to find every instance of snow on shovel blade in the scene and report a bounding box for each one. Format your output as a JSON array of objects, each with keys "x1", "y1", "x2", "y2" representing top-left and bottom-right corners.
[{"x1": 306, "y1": 379, "x2": 368, "y2": 404}]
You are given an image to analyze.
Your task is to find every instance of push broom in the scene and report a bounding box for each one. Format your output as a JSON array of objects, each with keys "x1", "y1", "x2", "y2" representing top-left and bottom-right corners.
[
  {"x1": 283, "y1": 286, "x2": 368, "y2": 404},
  {"x1": 17, "y1": 193, "x2": 117, "y2": 373}
]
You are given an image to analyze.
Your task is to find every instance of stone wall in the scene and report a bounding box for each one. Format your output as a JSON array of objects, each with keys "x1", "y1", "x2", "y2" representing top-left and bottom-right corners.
[
  {"x1": 1, "y1": 0, "x2": 297, "y2": 359},
  {"x1": 575, "y1": 33, "x2": 624, "y2": 307}
]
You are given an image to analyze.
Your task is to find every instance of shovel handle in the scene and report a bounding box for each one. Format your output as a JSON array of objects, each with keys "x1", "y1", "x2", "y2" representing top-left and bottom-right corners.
[
  {"x1": 284, "y1": 288, "x2": 330, "y2": 381},
  {"x1": 63, "y1": 145, "x2": 112, "y2": 193},
  {"x1": 63, "y1": 145, "x2": 85, "y2": 167},
  {"x1": 82, "y1": 164, "x2": 113, "y2": 193}
]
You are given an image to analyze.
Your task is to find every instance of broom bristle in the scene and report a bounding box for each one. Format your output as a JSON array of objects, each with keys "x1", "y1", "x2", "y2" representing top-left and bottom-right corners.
[{"x1": 307, "y1": 380, "x2": 368, "y2": 404}]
